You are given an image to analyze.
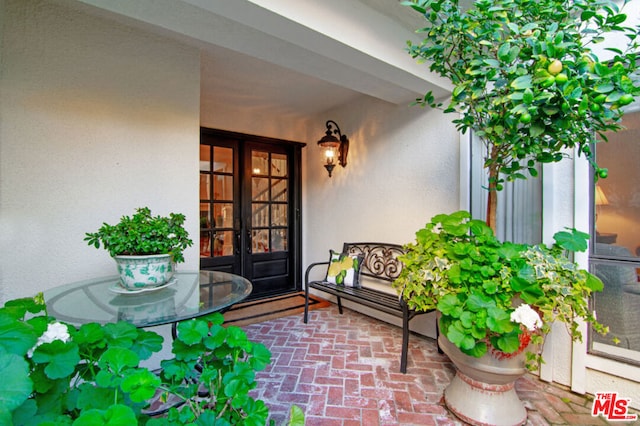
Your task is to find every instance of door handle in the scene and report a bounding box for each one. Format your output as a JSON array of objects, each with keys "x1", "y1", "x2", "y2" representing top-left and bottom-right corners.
[
  {"x1": 234, "y1": 218, "x2": 241, "y2": 255},
  {"x1": 246, "y1": 220, "x2": 252, "y2": 254}
]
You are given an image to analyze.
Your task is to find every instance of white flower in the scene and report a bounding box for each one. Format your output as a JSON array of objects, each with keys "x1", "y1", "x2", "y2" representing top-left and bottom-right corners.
[
  {"x1": 27, "y1": 322, "x2": 71, "y2": 357},
  {"x1": 510, "y1": 304, "x2": 542, "y2": 332}
]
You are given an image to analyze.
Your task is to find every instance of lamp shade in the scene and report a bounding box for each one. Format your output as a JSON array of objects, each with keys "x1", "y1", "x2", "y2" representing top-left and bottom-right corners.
[{"x1": 595, "y1": 185, "x2": 609, "y2": 206}]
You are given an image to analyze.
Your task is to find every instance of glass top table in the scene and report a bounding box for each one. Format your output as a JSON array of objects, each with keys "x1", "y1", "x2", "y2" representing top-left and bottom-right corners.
[{"x1": 43, "y1": 271, "x2": 252, "y2": 328}]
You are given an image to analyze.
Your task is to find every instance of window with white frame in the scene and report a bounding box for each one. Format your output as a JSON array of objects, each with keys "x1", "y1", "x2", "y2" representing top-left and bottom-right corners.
[
  {"x1": 469, "y1": 132, "x2": 543, "y2": 244},
  {"x1": 590, "y1": 106, "x2": 640, "y2": 364}
]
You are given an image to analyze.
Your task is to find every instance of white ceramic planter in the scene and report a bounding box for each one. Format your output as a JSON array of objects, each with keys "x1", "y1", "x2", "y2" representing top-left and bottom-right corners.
[{"x1": 114, "y1": 254, "x2": 175, "y2": 290}]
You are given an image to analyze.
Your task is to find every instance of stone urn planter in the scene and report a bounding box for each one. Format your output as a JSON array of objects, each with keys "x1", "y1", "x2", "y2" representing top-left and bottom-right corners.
[{"x1": 438, "y1": 333, "x2": 528, "y2": 426}]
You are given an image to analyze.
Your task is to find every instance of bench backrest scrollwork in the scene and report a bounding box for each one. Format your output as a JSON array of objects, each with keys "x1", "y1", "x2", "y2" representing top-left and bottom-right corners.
[{"x1": 343, "y1": 242, "x2": 405, "y2": 283}]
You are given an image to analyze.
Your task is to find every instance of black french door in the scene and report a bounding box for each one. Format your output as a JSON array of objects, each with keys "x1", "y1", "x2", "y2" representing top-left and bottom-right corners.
[{"x1": 199, "y1": 128, "x2": 303, "y2": 300}]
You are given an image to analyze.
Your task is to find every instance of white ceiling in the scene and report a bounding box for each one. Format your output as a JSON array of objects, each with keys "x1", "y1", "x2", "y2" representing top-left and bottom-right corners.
[
  {"x1": 200, "y1": 44, "x2": 366, "y2": 119},
  {"x1": 66, "y1": 0, "x2": 447, "y2": 119}
]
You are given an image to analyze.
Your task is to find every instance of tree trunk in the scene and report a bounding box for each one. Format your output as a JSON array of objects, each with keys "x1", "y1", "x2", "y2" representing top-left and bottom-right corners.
[
  {"x1": 486, "y1": 146, "x2": 499, "y2": 233},
  {"x1": 486, "y1": 187, "x2": 497, "y2": 233}
]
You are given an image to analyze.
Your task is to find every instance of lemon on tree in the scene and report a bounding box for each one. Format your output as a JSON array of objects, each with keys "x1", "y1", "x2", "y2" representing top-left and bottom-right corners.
[{"x1": 548, "y1": 59, "x2": 563, "y2": 75}]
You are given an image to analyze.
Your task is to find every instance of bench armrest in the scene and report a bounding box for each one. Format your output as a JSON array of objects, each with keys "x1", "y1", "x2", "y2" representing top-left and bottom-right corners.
[{"x1": 305, "y1": 261, "x2": 330, "y2": 285}]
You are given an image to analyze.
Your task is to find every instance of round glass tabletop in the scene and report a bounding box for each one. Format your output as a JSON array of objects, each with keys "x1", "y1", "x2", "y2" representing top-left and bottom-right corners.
[{"x1": 43, "y1": 271, "x2": 252, "y2": 328}]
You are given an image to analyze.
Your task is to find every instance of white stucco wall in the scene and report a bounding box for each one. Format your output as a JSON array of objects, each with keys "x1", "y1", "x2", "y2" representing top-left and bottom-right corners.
[
  {"x1": 303, "y1": 96, "x2": 459, "y2": 259},
  {"x1": 301, "y1": 96, "x2": 460, "y2": 337},
  {"x1": 0, "y1": 0, "x2": 201, "y2": 303}
]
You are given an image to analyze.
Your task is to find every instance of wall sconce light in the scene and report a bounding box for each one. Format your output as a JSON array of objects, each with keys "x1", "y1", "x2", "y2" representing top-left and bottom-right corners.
[{"x1": 317, "y1": 120, "x2": 349, "y2": 177}]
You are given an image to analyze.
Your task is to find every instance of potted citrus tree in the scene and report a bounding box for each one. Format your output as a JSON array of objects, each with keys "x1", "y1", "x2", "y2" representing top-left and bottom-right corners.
[
  {"x1": 400, "y1": 0, "x2": 638, "y2": 423},
  {"x1": 403, "y1": 0, "x2": 638, "y2": 229},
  {"x1": 84, "y1": 207, "x2": 193, "y2": 291}
]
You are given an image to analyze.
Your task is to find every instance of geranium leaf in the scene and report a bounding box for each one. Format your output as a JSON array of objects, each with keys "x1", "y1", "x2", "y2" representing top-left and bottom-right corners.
[
  {"x1": 462, "y1": 341, "x2": 487, "y2": 358},
  {"x1": 437, "y1": 294, "x2": 462, "y2": 316},
  {"x1": 103, "y1": 322, "x2": 138, "y2": 348},
  {"x1": 225, "y1": 326, "x2": 250, "y2": 349},
  {"x1": 553, "y1": 229, "x2": 589, "y2": 252},
  {"x1": 98, "y1": 347, "x2": 139, "y2": 374},
  {"x1": 466, "y1": 293, "x2": 495, "y2": 312},
  {"x1": 129, "y1": 330, "x2": 163, "y2": 360},
  {"x1": 486, "y1": 307, "x2": 514, "y2": 333},
  {"x1": 121, "y1": 369, "x2": 161, "y2": 402},
  {"x1": 0, "y1": 313, "x2": 38, "y2": 356},
  {"x1": 493, "y1": 332, "x2": 521, "y2": 353},
  {"x1": 74, "y1": 323, "x2": 106, "y2": 347},
  {"x1": 171, "y1": 338, "x2": 204, "y2": 362},
  {"x1": 32, "y1": 340, "x2": 80, "y2": 380},
  {"x1": 288, "y1": 404, "x2": 305, "y2": 426},
  {"x1": 446, "y1": 325, "x2": 472, "y2": 349},
  {"x1": 75, "y1": 383, "x2": 115, "y2": 411},
  {"x1": 194, "y1": 411, "x2": 225, "y2": 426},
  {"x1": 1, "y1": 295, "x2": 46, "y2": 319},
  {"x1": 460, "y1": 311, "x2": 474, "y2": 328},
  {"x1": 0, "y1": 350, "x2": 33, "y2": 411},
  {"x1": 176, "y1": 319, "x2": 209, "y2": 345},
  {"x1": 584, "y1": 271, "x2": 604, "y2": 292},
  {"x1": 204, "y1": 325, "x2": 227, "y2": 350},
  {"x1": 248, "y1": 343, "x2": 271, "y2": 371},
  {"x1": 73, "y1": 404, "x2": 137, "y2": 426}
]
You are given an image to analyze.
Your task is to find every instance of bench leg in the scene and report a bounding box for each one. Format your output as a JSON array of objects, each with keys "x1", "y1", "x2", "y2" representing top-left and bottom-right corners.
[
  {"x1": 304, "y1": 285, "x2": 310, "y2": 323},
  {"x1": 337, "y1": 296, "x2": 343, "y2": 314},
  {"x1": 436, "y1": 316, "x2": 443, "y2": 354},
  {"x1": 401, "y1": 307, "x2": 410, "y2": 374}
]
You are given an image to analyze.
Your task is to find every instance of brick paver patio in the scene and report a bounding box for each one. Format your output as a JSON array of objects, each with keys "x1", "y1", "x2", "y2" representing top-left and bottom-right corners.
[{"x1": 243, "y1": 304, "x2": 638, "y2": 425}]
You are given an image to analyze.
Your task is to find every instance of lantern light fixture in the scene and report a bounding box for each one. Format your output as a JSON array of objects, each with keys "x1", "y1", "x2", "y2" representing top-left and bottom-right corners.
[{"x1": 317, "y1": 120, "x2": 349, "y2": 177}]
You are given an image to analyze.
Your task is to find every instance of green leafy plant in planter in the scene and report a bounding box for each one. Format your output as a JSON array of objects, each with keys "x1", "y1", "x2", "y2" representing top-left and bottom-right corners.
[
  {"x1": 393, "y1": 210, "x2": 609, "y2": 368},
  {"x1": 403, "y1": 0, "x2": 639, "y2": 229},
  {"x1": 1, "y1": 294, "x2": 304, "y2": 426},
  {"x1": 85, "y1": 207, "x2": 194, "y2": 290},
  {"x1": 85, "y1": 207, "x2": 193, "y2": 264}
]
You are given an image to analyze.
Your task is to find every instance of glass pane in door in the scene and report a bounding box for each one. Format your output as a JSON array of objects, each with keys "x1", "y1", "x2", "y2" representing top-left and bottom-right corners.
[
  {"x1": 213, "y1": 176, "x2": 233, "y2": 201},
  {"x1": 272, "y1": 179, "x2": 288, "y2": 202},
  {"x1": 272, "y1": 229, "x2": 287, "y2": 251},
  {"x1": 252, "y1": 177, "x2": 269, "y2": 201},
  {"x1": 252, "y1": 229, "x2": 269, "y2": 253},
  {"x1": 272, "y1": 204, "x2": 287, "y2": 226},
  {"x1": 200, "y1": 145, "x2": 211, "y2": 172},
  {"x1": 213, "y1": 231, "x2": 234, "y2": 257},
  {"x1": 200, "y1": 144, "x2": 235, "y2": 258},
  {"x1": 271, "y1": 153, "x2": 287, "y2": 177},
  {"x1": 252, "y1": 203, "x2": 269, "y2": 227},
  {"x1": 213, "y1": 147, "x2": 233, "y2": 173},
  {"x1": 250, "y1": 150, "x2": 289, "y2": 254},
  {"x1": 252, "y1": 151, "x2": 269, "y2": 175}
]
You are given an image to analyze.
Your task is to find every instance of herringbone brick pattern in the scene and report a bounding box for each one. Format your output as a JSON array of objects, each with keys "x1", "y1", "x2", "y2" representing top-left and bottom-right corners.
[{"x1": 243, "y1": 304, "x2": 637, "y2": 425}]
